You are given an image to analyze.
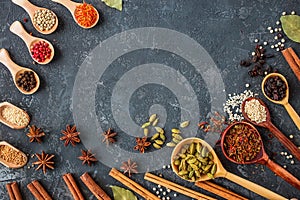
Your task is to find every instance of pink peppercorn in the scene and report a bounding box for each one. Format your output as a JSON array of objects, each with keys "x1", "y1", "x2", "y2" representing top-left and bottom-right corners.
[{"x1": 30, "y1": 41, "x2": 51, "y2": 63}]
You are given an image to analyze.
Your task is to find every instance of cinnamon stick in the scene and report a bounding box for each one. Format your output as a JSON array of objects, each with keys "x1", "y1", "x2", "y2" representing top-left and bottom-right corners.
[
  {"x1": 11, "y1": 182, "x2": 23, "y2": 200},
  {"x1": 282, "y1": 47, "x2": 300, "y2": 81},
  {"x1": 6, "y1": 183, "x2": 16, "y2": 200},
  {"x1": 195, "y1": 181, "x2": 248, "y2": 200},
  {"x1": 27, "y1": 180, "x2": 52, "y2": 200},
  {"x1": 109, "y1": 168, "x2": 159, "y2": 200},
  {"x1": 144, "y1": 172, "x2": 215, "y2": 200},
  {"x1": 6, "y1": 182, "x2": 22, "y2": 200},
  {"x1": 63, "y1": 173, "x2": 85, "y2": 200},
  {"x1": 80, "y1": 172, "x2": 111, "y2": 200}
]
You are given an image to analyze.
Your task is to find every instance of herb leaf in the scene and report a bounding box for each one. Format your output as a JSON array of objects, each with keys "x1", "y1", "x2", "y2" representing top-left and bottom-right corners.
[
  {"x1": 110, "y1": 186, "x2": 137, "y2": 200},
  {"x1": 102, "y1": 0, "x2": 122, "y2": 11},
  {"x1": 280, "y1": 15, "x2": 300, "y2": 43}
]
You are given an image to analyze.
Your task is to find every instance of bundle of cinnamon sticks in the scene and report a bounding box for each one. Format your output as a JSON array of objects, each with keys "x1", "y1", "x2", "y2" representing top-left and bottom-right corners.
[
  {"x1": 6, "y1": 182, "x2": 22, "y2": 200},
  {"x1": 282, "y1": 47, "x2": 300, "y2": 81},
  {"x1": 27, "y1": 180, "x2": 52, "y2": 200}
]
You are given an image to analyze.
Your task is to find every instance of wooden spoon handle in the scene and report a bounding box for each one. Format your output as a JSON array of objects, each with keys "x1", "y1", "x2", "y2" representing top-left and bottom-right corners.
[
  {"x1": 0, "y1": 49, "x2": 20, "y2": 75},
  {"x1": 51, "y1": 0, "x2": 77, "y2": 13},
  {"x1": 10, "y1": 21, "x2": 34, "y2": 45},
  {"x1": 11, "y1": 0, "x2": 37, "y2": 15},
  {"x1": 267, "y1": 122, "x2": 300, "y2": 161},
  {"x1": 224, "y1": 172, "x2": 287, "y2": 200},
  {"x1": 266, "y1": 159, "x2": 300, "y2": 190},
  {"x1": 283, "y1": 103, "x2": 300, "y2": 130}
]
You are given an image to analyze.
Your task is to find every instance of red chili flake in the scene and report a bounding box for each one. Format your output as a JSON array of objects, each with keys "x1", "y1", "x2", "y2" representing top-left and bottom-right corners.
[
  {"x1": 74, "y1": 3, "x2": 98, "y2": 28},
  {"x1": 198, "y1": 121, "x2": 208, "y2": 129},
  {"x1": 23, "y1": 18, "x2": 28, "y2": 23}
]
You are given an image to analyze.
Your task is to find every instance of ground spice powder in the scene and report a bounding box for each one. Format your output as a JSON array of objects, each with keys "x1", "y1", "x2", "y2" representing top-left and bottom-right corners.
[{"x1": 0, "y1": 145, "x2": 27, "y2": 166}]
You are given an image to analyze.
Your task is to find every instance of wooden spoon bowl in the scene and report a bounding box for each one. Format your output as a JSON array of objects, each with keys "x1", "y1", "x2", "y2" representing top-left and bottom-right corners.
[
  {"x1": 0, "y1": 48, "x2": 40, "y2": 95},
  {"x1": 12, "y1": 0, "x2": 58, "y2": 34},
  {"x1": 242, "y1": 97, "x2": 300, "y2": 161},
  {"x1": 221, "y1": 121, "x2": 300, "y2": 190},
  {"x1": 171, "y1": 137, "x2": 286, "y2": 199},
  {"x1": 262, "y1": 72, "x2": 300, "y2": 130},
  {"x1": 52, "y1": 0, "x2": 99, "y2": 29},
  {"x1": 0, "y1": 141, "x2": 28, "y2": 168},
  {"x1": 0, "y1": 102, "x2": 30, "y2": 129},
  {"x1": 10, "y1": 21, "x2": 55, "y2": 65}
]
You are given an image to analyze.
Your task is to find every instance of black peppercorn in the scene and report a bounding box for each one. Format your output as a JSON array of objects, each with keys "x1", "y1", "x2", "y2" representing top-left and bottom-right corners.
[{"x1": 16, "y1": 70, "x2": 37, "y2": 92}]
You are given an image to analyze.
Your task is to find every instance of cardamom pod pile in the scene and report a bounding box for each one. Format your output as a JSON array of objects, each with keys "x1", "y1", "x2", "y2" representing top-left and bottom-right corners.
[{"x1": 172, "y1": 142, "x2": 217, "y2": 181}]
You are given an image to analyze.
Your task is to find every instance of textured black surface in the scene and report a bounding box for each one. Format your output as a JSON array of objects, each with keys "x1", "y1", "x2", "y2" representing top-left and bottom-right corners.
[{"x1": 0, "y1": 0, "x2": 300, "y2": 199}]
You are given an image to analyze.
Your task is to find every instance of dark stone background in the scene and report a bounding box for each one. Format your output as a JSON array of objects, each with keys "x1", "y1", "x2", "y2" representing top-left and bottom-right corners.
[{"x1": 0, "y1": 0, "x2": 299, "y2": 199}]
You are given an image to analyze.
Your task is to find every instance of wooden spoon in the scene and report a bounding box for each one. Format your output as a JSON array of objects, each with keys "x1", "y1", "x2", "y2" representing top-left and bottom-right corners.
[
  {"x1": 11, "y1": 0, "x2": 58, "y2": 34},
  {"x1": 242, "y1": 97, "x2": 300, "y2": 161},
  {"x1": 0, "y1": 48, "x2": 40, "y2": 94},
  {"x1": 171, "y1": 137, "x2": 287, "y2": 200},
  {"x1": 0, "y1": 141, "x2": 28, "y2": 168},
  {"x1": 221, "y1": 121, "x2": 300, "y2": 190},
  {"x1": 0, "y1": 102, "x2": 30, "y2": 129},
  {"x1": 51, "y1": 0, "x2": 99, "y2": 29},
  {"x1": 262, "y1": 72, "x2": 300, "y2": 130},
  {"x1": 9, "y1": 21, "x2": 55, "y2": 65}
]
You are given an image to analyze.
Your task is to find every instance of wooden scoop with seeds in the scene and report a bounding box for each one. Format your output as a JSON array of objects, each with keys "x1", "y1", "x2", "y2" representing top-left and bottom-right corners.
[
  {"x1": 0, "y1": 48, "x2": 40, "y2": 94},
  {"x1": 12, "y1": 0, "x2": 58, "y2": 34},
  {"x1": 0, "y1": 141, "x2": 28, "y2": 168}
]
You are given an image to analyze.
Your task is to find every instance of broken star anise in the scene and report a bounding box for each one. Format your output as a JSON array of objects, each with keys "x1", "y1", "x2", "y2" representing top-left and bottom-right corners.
[
  {"x1": 134, "y1": 137, "x2": 151, "y2": 153},
  {"x1": 33, "y1": 151, "x2": 55, "y2": 174},
  {"x1": 120, "y1": 159, "x2": 138, "y2": 177},
  {"x1": 60, "y1": 124, "x2": 81, "y2": 147},
  {"x1": 78, "y1": 149, "x2": 97, "y2": 166},
  {"x1": 26, "y1": 125, "x2": 45, "y2": 143},
  {"x1": 102, "y1": 128, "x2": 117, "y2": 145}
]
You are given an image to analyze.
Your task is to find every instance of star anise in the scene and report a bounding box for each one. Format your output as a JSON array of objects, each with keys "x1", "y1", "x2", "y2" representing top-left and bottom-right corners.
[
  {"x1": 102, "y1": 128, "x2": 117, "y2": 145},
  {"x1": 33, "y1": 151, "x2": 55, "y2": 174},
  {"x1": 78, "y1": 149, "x2": 97, "y2": 166},
  {"x1": 134, "y1": 137, "x2": 151, "y2": 153},
  {"x1": 60, "y1": 124, "x2": 80, "y2": 147},
  {"x1": 26, "y1": 125, "x2": 45, "y2": 143},
  {"x1": 120, "y1": 159, "x2": 138, "y2": 177}
]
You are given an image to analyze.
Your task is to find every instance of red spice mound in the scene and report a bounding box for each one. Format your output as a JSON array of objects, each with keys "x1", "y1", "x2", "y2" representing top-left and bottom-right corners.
[{"x1": 74, "y1": 3, "x2": 98, "y2": 28}]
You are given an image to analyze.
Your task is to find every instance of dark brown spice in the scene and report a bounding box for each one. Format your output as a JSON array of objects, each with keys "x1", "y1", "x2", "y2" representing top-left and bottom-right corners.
[
  {"x1": 78, "y1": 149, "x2": 97, "y2": 166},
  {"x1": 102, "y1": 128, "x2": 117, "y2": 145},
  {"x1": 223, "y1": 124, "x2": 261, "y2": 163},
  {"x1": 134, "y1": 137, "x2": 151, "y2": 153},
  {"x1": 27, "y1": 125, "x2": 45, "y2": 143},
  {"x1": 32, "y1": 151, "x2": 55, "y2": 174},
  {"x1": 60, "y1": 125, "x2": 81, "y2": 147},
  {"x1": 263, "y1": 75, "x2": 287, "y2": 101},
  {"x1": 16, "y1": 71, "x2": 36, "y2": 92}
]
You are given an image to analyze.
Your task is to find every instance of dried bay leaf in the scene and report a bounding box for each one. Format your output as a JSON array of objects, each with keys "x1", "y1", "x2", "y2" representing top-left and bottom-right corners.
[
  {"x1": 281, "y1": 15, "x2": 300, "y2": 43},
  {"x1": 110, "y1": 185, "x2": 137, "y2": 200},
  {"x1": 102, "y1": 0, "x2": 122, "y2": 11}
]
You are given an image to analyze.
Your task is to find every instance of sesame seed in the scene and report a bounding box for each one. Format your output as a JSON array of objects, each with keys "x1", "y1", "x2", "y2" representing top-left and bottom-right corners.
[
  {"x1": 174, "y1": 193, "x2": 177, "y2": 197},
  {"x1": 276, "y1": 21, "x2": 280, "y2": 25},
  {"x1": 153, "y1": 188, "x2": 157, "y2": 191},
  {"x1": 254, "y1": 39, "x2": 259, "y2": 43},
  {"x1": 158, "y1": 185, "x2": 161, "y2": 188},
  {"x1": 251, "y1": 52, "x2": 256, "y2": 56},
  {"x1": 160, "y1": 188, "x2": 163, "y2": 192},
  {"x1": 278, "y1": 42, "x2": 282, "y2": 45},
  {"x1": 274, "y1": 28, "x2": 278, "y2": 32},
  {"x1": 163, "y1": 192, "x2": 166, "y2": 195},
  {"x1": 261, "y1": 54, "x2": 264, "y2": 57},
  {"x1": 280, "y1": 152, "x2": 284, "y2": 155},
  {"x1": 283, "y1": 165, "x2": 287, "y2": 168},
  {"x1": 270, "y1": 30, "x2": 274, "y2": 33},
  {"x1": 276, "y1": 48, "x2": 280, "y2": 52},
  {"x1": 281, "y1": 44, "x2": 285, "y2": 47},
  {"x1": 167, "y1": 165, "x2": 171, "y2": 168},
  {"x1": 289, "y1": 155, "x2": 293, "y2": 159},
  {"x1": 281, "y1": 38, "x2": 285, "y2": 43},
  {"x1": 267, "y1": 26, "x2": 272, "y2": 30},
  {"x1": 162, "y1": 197, "x2": 166, "y2": 200},
  {"x1": 275, "y1": 44, "x2": 278, "y2": 48},
  {"x1": 291, "y1": 11, "x2": 296, "y2": 15},
  {"x1": 167, "y1": 189, "x2": 171, "y2": 193},
  {"x1": 156, "y1": 191, "x2": 160, "y2": 195},
  {"x1": 271, "y1": 45, "x2": 275, "y2": 49},
  {"x1": 286, "y1": 156, "x2": 290, "y2": 159},
  {"x1": 263, "y1": 41, "x2": 268, "y2": 45},
  {"x1": 158, "y1": 195, "x2": 161, "y2": 198},
  {"x1": 274, "y1": 36, "x2": 278, "y2": 40},
  {"x1": 259, "y1": 46, "x2": 263, "y2": 49},
  {"x1": 289, "y1": 135, "x2": 294, "y2": 139},
  {"x1": 284, "y1": 152, "x2": 288, "y2": 156},
  {"x1": 166, "y1": 197, "x2": 170, "y2": 200},
  {"x1": 282, "y1": 12, "x2": 286, "y2": 15},
  {"x1": 278, "y1": 28, "x2": 282, "y2": 31},
  {"x1": 245, "y1": 83, "x2": 250, "y2": 88}
]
